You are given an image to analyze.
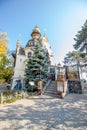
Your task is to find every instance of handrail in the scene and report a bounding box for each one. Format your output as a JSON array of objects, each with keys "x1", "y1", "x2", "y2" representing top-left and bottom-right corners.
[{"x1": 41, "y1": 79, "x2": 51, "y2": 95}]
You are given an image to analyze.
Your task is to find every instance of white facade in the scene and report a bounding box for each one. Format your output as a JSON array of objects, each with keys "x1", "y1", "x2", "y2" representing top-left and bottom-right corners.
[{"x1": 12, "y1": 26, "x2": 52, "y2": 89}]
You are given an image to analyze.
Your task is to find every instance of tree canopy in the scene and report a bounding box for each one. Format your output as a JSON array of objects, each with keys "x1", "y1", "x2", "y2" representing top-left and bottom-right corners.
[
  {"x1": 0, "y1": 32, "x2": 9, "y2": 61},
  {"x1": 64, "y1": 20, "x2": 87, "y2": 66},
  {"x1": 0, "y1": 55, "x2": 13, "y2": 83},
  {"x1": 73, "y1": 20, "x2": 87, "y2": 52},
  {"x1": 64, "y1": 51, "x2": 86, "y2": 66}
]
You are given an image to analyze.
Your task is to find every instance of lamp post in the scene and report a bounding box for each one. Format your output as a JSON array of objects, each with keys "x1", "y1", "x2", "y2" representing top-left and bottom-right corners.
[
  {"x1": 77, "y1": 60, "x2": 80, "y2": 80},
  {"x1": 84, "y1": 38, "x2": 87, "y2": 54},
  {"x1": 64, "y1": 60, "x2": 68, "y2": 80},
  {"x1": 57, "y1": 63, "x2": 61, "y2": 74},
  {"x1": 85, "y1": 43, "x2": 87, "y2": 54}
]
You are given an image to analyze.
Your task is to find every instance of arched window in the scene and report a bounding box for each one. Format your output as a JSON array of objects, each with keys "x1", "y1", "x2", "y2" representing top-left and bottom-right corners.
[
  {"x1": 29, "y1": 41, "x2": 32, "y2": 46},
  {"x1": 28, "y1": 52, "x2": 32, "y2": 57}
]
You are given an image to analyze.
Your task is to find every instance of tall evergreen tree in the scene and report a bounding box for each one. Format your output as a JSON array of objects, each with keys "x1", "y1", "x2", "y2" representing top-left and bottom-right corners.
[{"x1": 24, "y1": 39, "x2": 50, "y2": 90}]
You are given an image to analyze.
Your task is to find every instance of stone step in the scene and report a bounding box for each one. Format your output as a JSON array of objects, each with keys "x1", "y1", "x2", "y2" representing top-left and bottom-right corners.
[
  {"x1": 46, "y1": 86, "x2": 56, "y2": 88},
  {"x1": 43, "y1": 81, "x2": 58, "y2": 97},
  {"x1": 43, "y1": 93, "x2": 59, "y2": 98},
  {"x1": 44, "y1": 91, "x2": 57, "y2": 94},
  {"x1": 45, "y1": 90, "x2": 57, "y2": 93},
  {"x1": 45, "y1": 88, "x2": 56, "y2": 90},
  {"x1": 45, "y1": 88, "x2": 56, "y2": 91},
  {"x1": 44, "y1": 89, "x2": 57, "y2": 93}
]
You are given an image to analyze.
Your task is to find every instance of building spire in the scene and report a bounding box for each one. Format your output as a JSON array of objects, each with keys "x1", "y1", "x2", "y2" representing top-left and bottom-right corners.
[
  {"x1": 43, "y1": 32, "x2": 46, "y2": 37},
  {"x1": 16, "y1": 38, "x2": 21, "y2": 47},
  {"x1": 16, "y1": 33, "x2": 21, "y2": 47},
  {"x1": 16, "y1": 38, "x2": 21, "y2": 54},
  {"x1": 43, "y1": 28, "x2": 47, "y2": 36}
]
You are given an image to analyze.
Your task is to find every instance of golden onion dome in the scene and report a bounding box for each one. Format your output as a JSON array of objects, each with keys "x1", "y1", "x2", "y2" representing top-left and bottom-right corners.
[{"x1": 31, "y1": 26, "x2": 41, "y2": 36}]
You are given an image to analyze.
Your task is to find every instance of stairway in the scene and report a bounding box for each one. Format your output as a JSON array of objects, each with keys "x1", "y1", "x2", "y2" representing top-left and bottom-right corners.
[{"x1": 43, "y1": 81, "x2": 58, "y2": 97}]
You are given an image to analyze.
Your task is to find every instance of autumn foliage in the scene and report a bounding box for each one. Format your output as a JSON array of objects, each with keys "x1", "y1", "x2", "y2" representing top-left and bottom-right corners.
[
  {"x1": 0, "y1": 32, "x2": 9, "y2": 60},
  {"x1": 0, "y1": 32, "x2": 13, "y2": 83}
]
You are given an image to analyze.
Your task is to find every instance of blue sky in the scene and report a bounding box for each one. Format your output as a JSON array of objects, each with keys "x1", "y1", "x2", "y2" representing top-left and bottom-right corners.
[{"x1": 0, "y1": 0, "x2": 87, "y2": 65}]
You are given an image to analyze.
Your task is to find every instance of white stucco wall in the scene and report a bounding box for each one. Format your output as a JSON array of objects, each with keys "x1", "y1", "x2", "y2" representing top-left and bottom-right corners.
[
  {"x1": 14, "y1": 54, "x2": 26, "y2": 78},
  {"x1": 11, "y1": 54, "x2": 26, "y2": 89}
]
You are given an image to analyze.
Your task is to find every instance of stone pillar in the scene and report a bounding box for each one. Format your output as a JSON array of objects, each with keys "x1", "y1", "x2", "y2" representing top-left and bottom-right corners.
[
  {"x1": 0, "y1": 92, "x2": 3, "y2": 104},
  {"x1": 37, "y1": 79, "x2": 43, "y2": 95}
]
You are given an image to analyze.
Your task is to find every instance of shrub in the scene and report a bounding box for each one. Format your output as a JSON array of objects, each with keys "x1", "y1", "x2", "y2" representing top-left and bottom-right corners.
[
  {"x1": 25, "y1": 85, "x2": 38, "y2": 92},
  {"x1": 0, "y1": 90, "x2": 29, "y2": 104}
]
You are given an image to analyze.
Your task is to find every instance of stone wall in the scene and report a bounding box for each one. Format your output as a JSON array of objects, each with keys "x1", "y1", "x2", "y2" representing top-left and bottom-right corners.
[{"x1": 68, "y1": 80, "x2": 82, "y2": 94}]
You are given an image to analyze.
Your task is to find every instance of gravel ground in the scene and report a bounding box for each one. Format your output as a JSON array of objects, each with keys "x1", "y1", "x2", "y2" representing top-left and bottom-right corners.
[{"x1": 0, "y1": 89, "x2": 87, "y2": 130}]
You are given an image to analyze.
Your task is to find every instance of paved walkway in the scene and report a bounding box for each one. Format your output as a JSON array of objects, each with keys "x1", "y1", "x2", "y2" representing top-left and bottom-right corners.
[{"x1": 0, "y1": 91, "x2": 87, "y2": 130}]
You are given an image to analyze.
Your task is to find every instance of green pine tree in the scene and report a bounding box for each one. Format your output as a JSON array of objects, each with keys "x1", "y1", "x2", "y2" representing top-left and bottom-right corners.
[
  {"x1": 24, "y1": 39, "x2": 50, "y2": 91},
  {"x1": 73, "y1": 20, "x2": 87, "y2": 52}
]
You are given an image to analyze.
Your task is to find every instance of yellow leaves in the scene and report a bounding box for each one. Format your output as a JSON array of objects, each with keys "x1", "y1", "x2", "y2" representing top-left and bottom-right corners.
[
  {"x1": 0, "y1": 32, "x2": 9, "y2": 61},
  {"x1": 0, "y1": 39, "x2": 7, "y2": 54},
  {"x1": 0, "y1": 39, "x2": 7, "y2": 62}
]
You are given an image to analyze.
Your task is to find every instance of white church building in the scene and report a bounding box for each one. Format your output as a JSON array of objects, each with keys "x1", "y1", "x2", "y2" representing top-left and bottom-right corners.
[{"x1": 12, "y1": 26, "x2": 53, "y2": 89}]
